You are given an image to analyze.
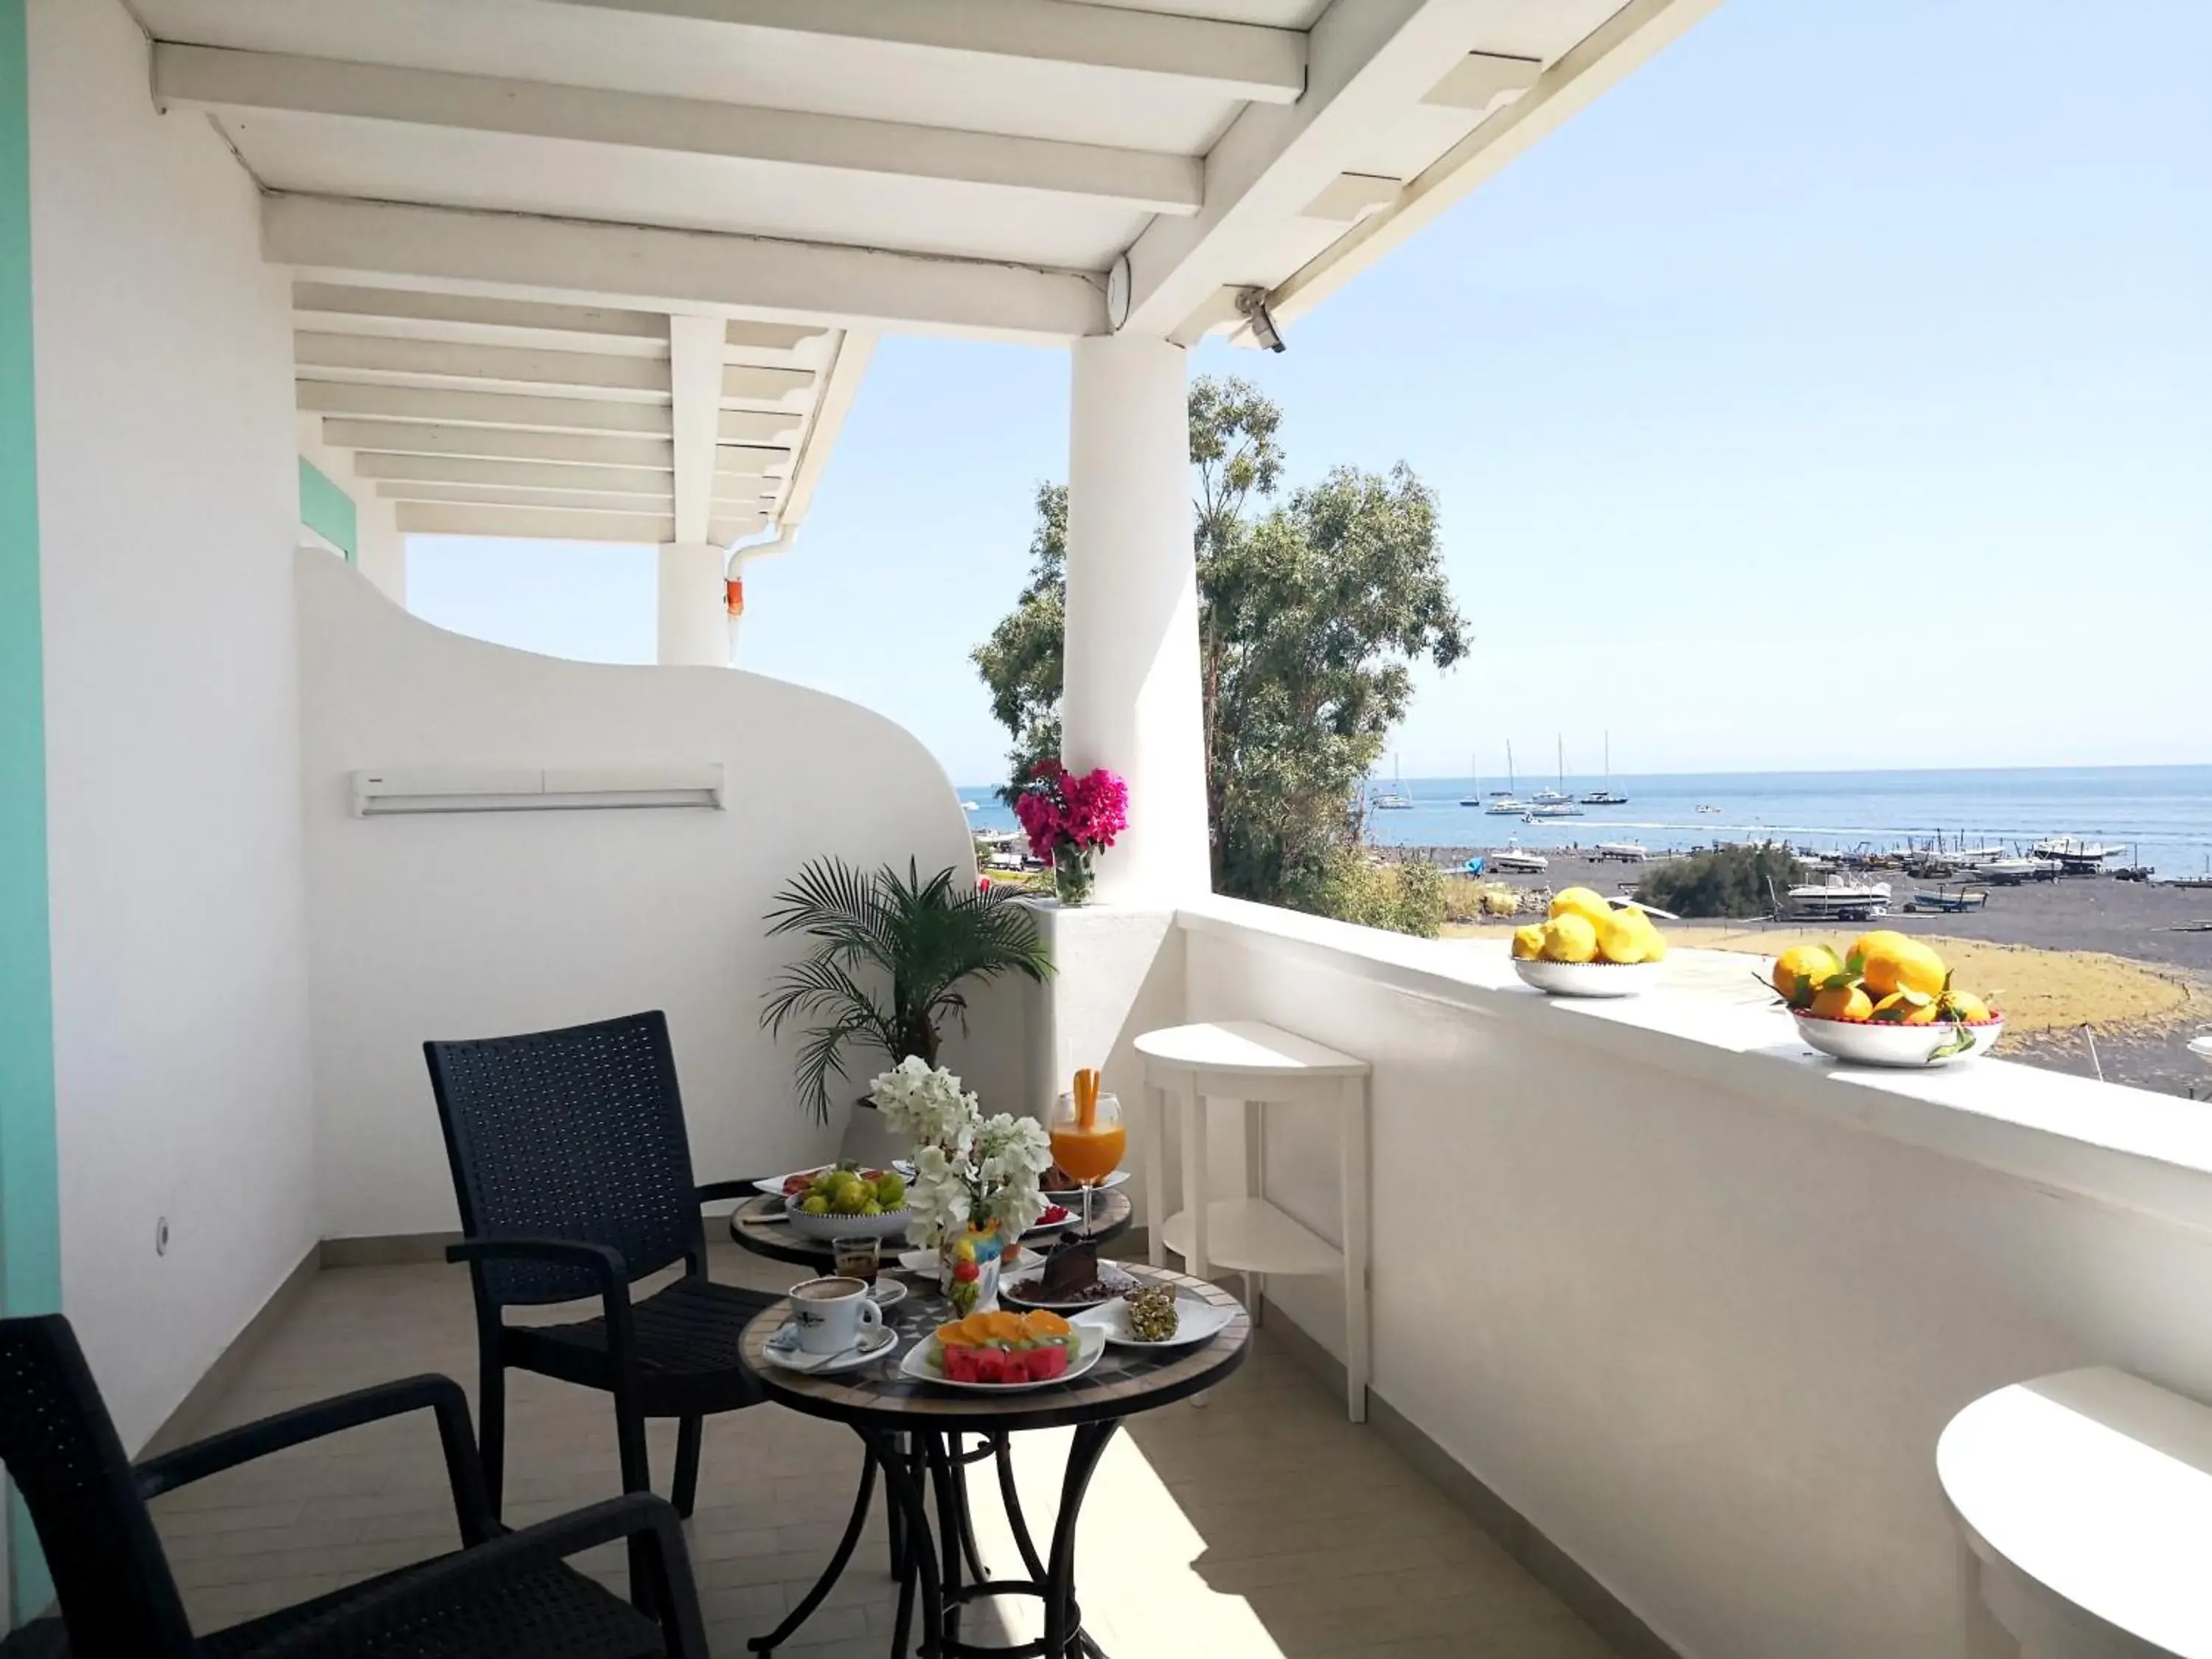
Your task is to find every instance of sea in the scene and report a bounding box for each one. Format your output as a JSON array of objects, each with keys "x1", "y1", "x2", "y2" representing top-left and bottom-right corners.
[{"x1": 958, "y1": 765, "x2": 2212, "y2": 877}]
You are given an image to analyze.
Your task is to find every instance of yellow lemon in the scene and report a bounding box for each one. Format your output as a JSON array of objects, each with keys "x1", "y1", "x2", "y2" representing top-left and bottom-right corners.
[
  {"x1": 1771, "y1": 945, "x2": 1843, "y2": 1008},
  {"x1": 1945, "y1": 991, "x2": 1993, "y2": 1024},
  {"x1": 1540, "y1": 913, "x2": 1600, "y2": 964},
  {"x1": 1642, "y1": 929, "x2": 1669, "y2": 962},
  {"x1": 1510, "y1": 924, "x2": 1546, "y2": 960},
  {"x1": 1871, "y1": 990, "x2": 1940, "y2": 1025},
  {"x1": 1596, "y1": 912, "x2": 1649, "y2": 964},
  {"x1": 1809, "y1": 983, "x2": 1874, "y2": 1022},
  {"x1": 1548, "y1": 886, "x2": 1613, "y2": 929},
  {"x1": 1856, "y1": 933, "x2": 1946, "y2": 999}
]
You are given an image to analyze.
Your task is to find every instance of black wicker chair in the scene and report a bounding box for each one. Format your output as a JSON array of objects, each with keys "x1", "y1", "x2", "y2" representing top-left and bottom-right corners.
[
  {"x1": 424, "y1": 1010, "x2": 779, "y2": 1520},
  {"x1": 0, "y1": 1312, "x2": 707, "y2": 1658}
]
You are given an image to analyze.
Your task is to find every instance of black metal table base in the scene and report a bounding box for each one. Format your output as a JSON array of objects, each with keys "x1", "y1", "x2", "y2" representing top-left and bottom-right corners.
[{"x1": 862, "y1": 1422, "x2": 1117, "y2": 1659}]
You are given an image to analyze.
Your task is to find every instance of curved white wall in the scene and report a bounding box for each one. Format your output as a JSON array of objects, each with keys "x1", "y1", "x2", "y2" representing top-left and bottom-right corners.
[{"x1": 297, "y1": 554, "x2": 1015, "y2": 1241}]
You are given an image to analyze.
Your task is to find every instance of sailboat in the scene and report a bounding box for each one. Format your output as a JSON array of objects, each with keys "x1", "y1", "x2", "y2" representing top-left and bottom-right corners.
[
  {"x1": 1524, "y1": 736, "x2": 1582, "y2": 818},
  {"x1": 1580, "y1": 731, "x2": 1627, "y2": 806},
  {"x1": 1485, "y1": 742, "x2": 1526, "y2": 814},
  {"x1": 1458, "y1": 752, "x2": 1485, "y2": 807},
  {"x1": 1371, "y1": 754, "x2": 1414, "y2": 811}
]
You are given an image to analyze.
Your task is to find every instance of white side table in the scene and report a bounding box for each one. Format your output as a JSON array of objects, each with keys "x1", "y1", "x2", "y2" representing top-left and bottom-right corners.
[
  {"x1": 1938, "y1": 1366, "x2": 2212, "y2": 1658},
  {"x1": 1133, "y1": 1020, "x2": 1371, "y2": 1422}
]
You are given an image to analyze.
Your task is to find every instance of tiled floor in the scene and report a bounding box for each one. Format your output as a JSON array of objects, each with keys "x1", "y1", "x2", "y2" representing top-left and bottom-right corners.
[{"x1": 147, "y1": 1246, "x2": 1619, "y2": 1658}]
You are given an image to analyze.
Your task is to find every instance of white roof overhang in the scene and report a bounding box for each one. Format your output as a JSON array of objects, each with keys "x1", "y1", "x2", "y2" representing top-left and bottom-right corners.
[{"x1": 135, "y1": 0, "x2": 1719, "y2": 546}]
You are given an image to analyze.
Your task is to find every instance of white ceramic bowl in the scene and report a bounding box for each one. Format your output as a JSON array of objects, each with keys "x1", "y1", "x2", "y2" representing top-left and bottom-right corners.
[
  {"x1": 779, "y1": 1203, "x2": 913, "y2": 1243},
  {"x1": 1792, "y1": 1012, "x2": 2003, "y2": 1068},
  {"x1": 1511, "y1": 956, "x2": 1666, "y2": 998}
]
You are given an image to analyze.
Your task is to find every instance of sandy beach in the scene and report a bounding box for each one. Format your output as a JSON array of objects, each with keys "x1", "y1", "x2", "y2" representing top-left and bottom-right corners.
[{"x1": 1411, "y1": 846, "x2": 2212, "y2": 1099}]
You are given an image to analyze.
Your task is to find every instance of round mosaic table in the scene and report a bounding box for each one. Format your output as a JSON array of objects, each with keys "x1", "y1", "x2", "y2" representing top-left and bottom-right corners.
[
  {"x1": 742, "y1": 1265, "x2": 1248, "y2": 1659},
  {"x1": 727, "y1": 1186, "x2": 1133, "y2": 1270}
]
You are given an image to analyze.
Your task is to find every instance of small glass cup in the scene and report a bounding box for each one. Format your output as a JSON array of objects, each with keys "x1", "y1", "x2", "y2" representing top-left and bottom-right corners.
[{"x1": 830, "y1": 1234, "x2": 880, "y2": 1287}]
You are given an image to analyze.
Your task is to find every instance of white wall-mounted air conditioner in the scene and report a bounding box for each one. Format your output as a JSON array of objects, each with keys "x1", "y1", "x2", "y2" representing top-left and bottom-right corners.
[{"x1": 349, "y1": 765, "x2": 726, "y2": 817}]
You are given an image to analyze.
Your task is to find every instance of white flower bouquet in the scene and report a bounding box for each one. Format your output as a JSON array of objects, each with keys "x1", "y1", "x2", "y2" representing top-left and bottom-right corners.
[{"x1": 868, "y1": 1057, "x2": 1051, "y2": 1249}]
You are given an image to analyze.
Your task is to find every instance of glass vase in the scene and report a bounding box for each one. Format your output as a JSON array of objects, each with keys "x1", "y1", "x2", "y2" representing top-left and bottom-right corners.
[
  {"x1": 938, "y1": 1222, "x2": 1004, "y2": 1316},
  {"x1": 1054, "y1": 844, "x2": 1096, "y2": 905}
]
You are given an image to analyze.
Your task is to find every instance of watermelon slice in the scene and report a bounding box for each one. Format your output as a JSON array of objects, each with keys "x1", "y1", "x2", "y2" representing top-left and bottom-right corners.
[{"x1": 1020, "y1": 1344, "x2": 1068, "y2": 1382}]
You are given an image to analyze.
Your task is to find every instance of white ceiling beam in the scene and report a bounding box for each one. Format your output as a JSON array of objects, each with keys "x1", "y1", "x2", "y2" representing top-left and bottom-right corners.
[
  {"x1": 543, "y1": 0, "x2": 1305, "y2": 102},
  {"x1": 296, "y1": 381, "x2": 675, "y2": 435},
  {"x1": 1121, "y1": 0, "x2": 1470, "y2": 337},
  {"x1": 376, "y1": 481, "x2": 675, "y2": 512},
  {"x1": 1300, "y1": 173, "x2": 1402, "y2": 226},
  {"x1": 293, "y1": 282, "x2": 672, "y2": 353},
  {"x1": 1266, "y1": 0, "x2": 1725, "y2": 330},
  {"x1": 395, "y1": 501, "x2": 675, "y2": 542},
  {"x1": 320, "y1": 420, "x2": 677, "y2": 467},
  {"x1": 1422, "y1": 51, "x2": 1542, "y2": 115},
  {"x1": 265, "y1": 194, "x2": 1107, "y2": 343},
  {"x1": 158, "y1": 45, "x2": 1203, "y2": 216},
  {"x1": 667, "y1": 313, "x2": 723, "y2": 546},
  {"x1": 778, "y1": 330, "x2": 874, "y2": 528},
  {"x1": 720, "y1": 364, "x2": 816, "y2": 405},
  {"x1": 352, "y1": 453, "x2": 674, "y2": 495},
  {"x1": 715, "y1": 408, "x2": 803, "y2": 445},
  {"x1": 714, "y1": 449, "x2": 787, "y2": 480},
  {"x1": 709, "y1": 515, "x2": 767, "y2": 544},
  {"x1": 293, "y1": 332, "x2": 672, "y2": 396}
]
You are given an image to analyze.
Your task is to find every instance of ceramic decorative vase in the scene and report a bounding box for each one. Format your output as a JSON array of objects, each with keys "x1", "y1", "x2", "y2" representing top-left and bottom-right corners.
[
  {"x1": 939, "y1": 1222, "x2": 1004, "y2": 1315},
  {"x1": 1054, "y1": 845, "x2": 1096, "y2": 906}
]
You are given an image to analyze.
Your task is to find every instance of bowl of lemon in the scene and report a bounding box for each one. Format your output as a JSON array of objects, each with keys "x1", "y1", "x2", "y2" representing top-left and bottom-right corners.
[
  {"x1": 1772, "y1": 935, "x2": 2003, "y2": 1067},
  {"x1": 1509, "y1": 888, "x2": 1668, "y2": 998}
]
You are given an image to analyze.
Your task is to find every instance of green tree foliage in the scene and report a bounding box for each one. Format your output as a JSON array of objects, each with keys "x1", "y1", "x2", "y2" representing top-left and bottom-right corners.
[
  {"x1": 971, "y1": 378, "x2": 1467, "y2": 928},
  {"x1": 1635, "y1": 846, "x2": 1808, "y2": 919},
  {"x1": 1319, "y1": 857, "x2": 1449, "y2": 938}
]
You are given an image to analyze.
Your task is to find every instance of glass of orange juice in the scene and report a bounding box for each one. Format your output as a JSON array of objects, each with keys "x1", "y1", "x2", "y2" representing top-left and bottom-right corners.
[{"x1": 1048, "y1": 1088, "x2": 1125, "y2": 1237}]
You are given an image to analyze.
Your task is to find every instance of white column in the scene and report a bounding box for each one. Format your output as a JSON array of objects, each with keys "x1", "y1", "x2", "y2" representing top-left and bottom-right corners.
[
  {"x1": 655, "y1": 541, "x2": 727, "y2": 666},
  {"x1": 1062, "y1": 335, "x2": 1209, "y2": 901}
]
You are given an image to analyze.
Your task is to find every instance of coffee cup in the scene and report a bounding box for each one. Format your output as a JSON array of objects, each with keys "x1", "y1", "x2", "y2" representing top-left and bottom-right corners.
[{"x1": 788, "y1": 1276, "x2": 885, "y2": 1356}]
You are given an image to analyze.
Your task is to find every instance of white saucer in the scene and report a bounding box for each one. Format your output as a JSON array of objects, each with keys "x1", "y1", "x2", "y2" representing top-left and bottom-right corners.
[
  {"x1": 760, "y1": 1322, "x2": 898, "y2": 1376},
  {"x1": 867, "y1": 1279, "x2": 908, "y2": 1310},
  {"x1": 897, "y1": 1248, "x2": 939, "y2": 1276}
]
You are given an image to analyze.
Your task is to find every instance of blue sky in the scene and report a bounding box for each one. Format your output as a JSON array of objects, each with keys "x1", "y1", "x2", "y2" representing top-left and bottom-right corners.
[{"x1": 408, "y1": 0, "x2": 2211, "y2": 789}]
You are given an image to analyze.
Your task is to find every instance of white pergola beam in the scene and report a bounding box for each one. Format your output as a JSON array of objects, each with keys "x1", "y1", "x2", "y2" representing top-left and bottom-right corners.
[
  {"x1": 720, "y1": 364, "x2": 816, "y2": 405},
  {"x1": 395, "y1": 501, "x2": 674, "y2": 541},
  {"x1": 319, "y1": 420, "x2": 678, "y2": 468},
  {"x1": 376, "y1": 481, "x2": 675, "y2": 512},
  {"x1": 778, "y1": 330, "x2": 874, "y2": 528},
  {"x1": 546, "y1": 0, "x2": 1305, "y2": 102},
  {"x1": 1267, "y1": 0, "x2": 1725, "y2": 330},
  {"x1": 714, "y1": 450, "x2": 787, "y2": 481},
  {"x1": 265, "y1": 194, "x2": 1107, "y2": 343},
  {"x1": 293, "y1": 283, "x2": 672, "y2": 352},
  {"x1": 296, "y1": 381, "x2": 675, "y2": 435},
  {"x1": 293, "y1": 331, "x2": 672, "y2": 396},
  {"x1": 352, "y1": 453, "x2": 673, "y2": 495},
  {"x1": 667, "y1": 314, "x2": 724, "y2": 546},
  {"x1": 159, "y1": 46, "x2": 1204, "y2": 215},
  {"x1": 1121, "y1": 0, "x2": 1467, "y2": 337},
  {"x1": 1422, "y1": 52, "x2": 1543, "y2": 114}
]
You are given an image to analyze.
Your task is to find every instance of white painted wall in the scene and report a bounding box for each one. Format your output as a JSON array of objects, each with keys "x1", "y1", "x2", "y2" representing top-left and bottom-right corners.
[
  {"x1": 29, "y1": 0, "x2": 317, "y2": 1451},
  {"x1": 1166, "y1": 897, "x2": 2212, "y2": 1659},
  {"x1": 296, "y1": 554, "x2": 1020, "y2": 1240}
]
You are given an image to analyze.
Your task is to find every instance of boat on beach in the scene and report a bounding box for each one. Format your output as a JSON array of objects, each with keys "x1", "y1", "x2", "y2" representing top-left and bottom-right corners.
[
  {"x1": 1785, "y1": 877, "x2": 1893, "y2": 922},
  {"x1": 2031, "y1": 837, "x2": 2125, "y2": 874},
  {"x1": 1486, "y1": 841, "x2": 1549, "y2": 874},
  {"x1": 1593, "y1": 841, "x2": 1649, "y2": 863}
]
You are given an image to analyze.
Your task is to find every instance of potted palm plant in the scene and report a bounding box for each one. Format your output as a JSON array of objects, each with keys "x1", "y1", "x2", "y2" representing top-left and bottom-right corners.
[{"x1": 761, "y1": 858, "x2": 1054, "y2": 1129}]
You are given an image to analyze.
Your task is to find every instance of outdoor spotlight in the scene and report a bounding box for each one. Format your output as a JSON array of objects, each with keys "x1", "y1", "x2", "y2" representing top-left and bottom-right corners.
[{"x1": 1237, "y1": 287, "x2": 1287, "y2": 352}]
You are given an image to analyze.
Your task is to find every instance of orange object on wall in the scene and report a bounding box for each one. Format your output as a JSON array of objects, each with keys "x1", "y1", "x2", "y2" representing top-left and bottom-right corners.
[{"x1": 726, "y1": 577, "x2": 745, "y2": 617}]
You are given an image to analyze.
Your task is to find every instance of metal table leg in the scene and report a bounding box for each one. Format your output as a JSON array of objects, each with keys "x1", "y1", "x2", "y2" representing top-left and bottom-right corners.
[{"x1": 868, "y1": 1427, "x2": 943, "y2": 1659}]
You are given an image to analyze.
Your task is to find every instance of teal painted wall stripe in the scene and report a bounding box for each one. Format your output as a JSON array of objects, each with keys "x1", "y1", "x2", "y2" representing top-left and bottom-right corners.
[
  {"x1": 0, "y1": 0, "x2": 60, "y2": 1626},
  {"x1": 299, "y1": 456, "x2": 357, "y2": 562}
]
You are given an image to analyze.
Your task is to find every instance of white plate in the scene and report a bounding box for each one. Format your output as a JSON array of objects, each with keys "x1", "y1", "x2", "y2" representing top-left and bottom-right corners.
[
  {"x1": 1511, "y1": 957, "x2": 1666, "y2": 998},
  {"x1": 898, "y1": 1324, "x2": 1107, "y2": 1392},
  {"x1": 759, "y1": 1322, "x2": 899, "y2": 1377},
  {"x1": 1074, "y1": 1293, "x2": 1235, "y2": 1350},
  {"x1": 1792, "y1": 1012, "x2": 2003, "y2": 1068},
  {"x1": 1022, "y1": 1207, "x2": 1079, "y2": 1239},
  {"x1": 1041, "y1": 1169, "x2": 1133, "y2": 1202},
  {"x1": 897, "y1": 1248, "x2": 939, "y2": 1276}
]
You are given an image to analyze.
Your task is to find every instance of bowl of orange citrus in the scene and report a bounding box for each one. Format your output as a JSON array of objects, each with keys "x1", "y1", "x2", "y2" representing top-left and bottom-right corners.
[{"x1": 1773, "y1": 933, "x2": 2003, "y2": 1066}]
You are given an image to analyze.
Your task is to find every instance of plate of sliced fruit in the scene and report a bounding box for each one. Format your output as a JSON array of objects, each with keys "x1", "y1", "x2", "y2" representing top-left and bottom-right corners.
[{"x1": 900, "y1": 1309, "x2": 1106, "y2": 1391}]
